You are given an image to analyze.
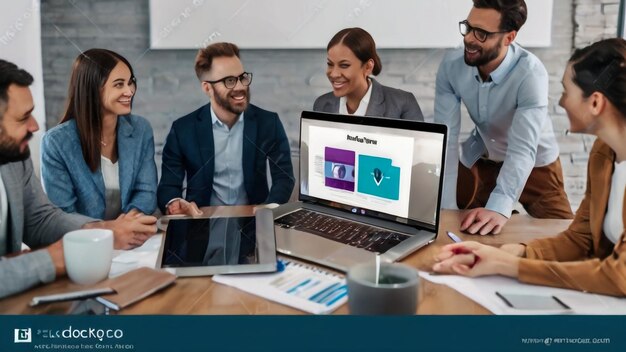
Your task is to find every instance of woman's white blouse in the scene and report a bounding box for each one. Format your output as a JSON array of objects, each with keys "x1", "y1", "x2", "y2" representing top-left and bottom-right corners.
[{"x1": 603, "y1": 160, "x2": 626, "y2": 244}]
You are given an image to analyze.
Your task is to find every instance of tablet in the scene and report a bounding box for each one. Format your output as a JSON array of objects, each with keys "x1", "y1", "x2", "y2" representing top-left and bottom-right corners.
[{"x1": 156, "y1": 209, "x2": 277, "y2": 276}]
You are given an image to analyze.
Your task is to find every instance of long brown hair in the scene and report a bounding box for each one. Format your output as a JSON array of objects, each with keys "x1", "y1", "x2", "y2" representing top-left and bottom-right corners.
[{"x1": 61, "y1": 48, "x2": 136, "y2": 171}]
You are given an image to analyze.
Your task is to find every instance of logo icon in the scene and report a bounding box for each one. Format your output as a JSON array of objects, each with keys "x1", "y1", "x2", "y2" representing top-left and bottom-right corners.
[
  {"x1": 373, "y1": 168, "x2": 383, "y2": 186},
  {"x1": 544, "y1": 338, "x2": 552, "y2": 346},
  {"x1": 14, "y1": 328, "x2": 31, "y2": 343}
]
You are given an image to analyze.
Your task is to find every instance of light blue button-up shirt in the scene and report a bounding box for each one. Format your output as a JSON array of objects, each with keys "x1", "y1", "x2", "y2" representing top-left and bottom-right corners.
[
  {"x1": 210, "y1": 107, "x2": 249, "y2": 206},
  {"x1": 434, "y1": 43, "x2": 559, "y2": 217}
]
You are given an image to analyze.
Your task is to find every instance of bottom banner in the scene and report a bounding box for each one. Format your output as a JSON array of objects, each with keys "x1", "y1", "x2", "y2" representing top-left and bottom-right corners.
[{"x1": 1, "y1": 315, "x2": 623, "y2": 352}]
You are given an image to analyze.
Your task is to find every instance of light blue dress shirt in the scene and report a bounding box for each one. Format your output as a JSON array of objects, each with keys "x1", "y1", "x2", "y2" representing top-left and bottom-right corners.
[
  {"x1": 434, "y1": 43, "x2": 559, "y2": 217},
  {"x1": 210, "y1": 107, "x2": 249, "y2": 206}
]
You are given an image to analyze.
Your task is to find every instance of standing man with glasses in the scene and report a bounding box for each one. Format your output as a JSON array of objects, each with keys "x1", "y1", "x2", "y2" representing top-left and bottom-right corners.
[
  {"x1": 435, "y1": 0, "x2": 573, "y2": 236},
  {"x1": 157, "y1": 42, "x2": 294, "y2": 215}
]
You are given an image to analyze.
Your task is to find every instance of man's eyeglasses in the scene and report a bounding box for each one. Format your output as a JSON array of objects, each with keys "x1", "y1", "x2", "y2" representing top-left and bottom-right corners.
[
  {"x1": 204, "y1": 72, "x2": 253, "y2": 89},
  {"x1": 459, "y1": 20, "x2": 508, "y2": 43}
]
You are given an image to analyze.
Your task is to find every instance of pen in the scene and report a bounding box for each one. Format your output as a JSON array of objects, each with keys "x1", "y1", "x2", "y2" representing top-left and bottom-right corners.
[
  {"x1": 277, "y1": 259, "x2": 286, "y2": 272},
  {"x1": 447, "y1": 231, "x2": 463, "y2": 243}
]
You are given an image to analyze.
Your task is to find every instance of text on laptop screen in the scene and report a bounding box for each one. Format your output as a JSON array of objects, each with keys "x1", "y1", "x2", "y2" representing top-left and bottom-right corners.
[{"x1": 300, "y1": 116, "x2": 445, "y2": 226}]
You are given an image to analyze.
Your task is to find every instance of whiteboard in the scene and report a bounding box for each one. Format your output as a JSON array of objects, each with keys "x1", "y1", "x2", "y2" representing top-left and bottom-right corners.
[
  {"x1": 150, "y1": 0, "x2": 552, "y2": 49},
  {"x1": 0, "y1": 0, "x2": 46, "y2": 173},
  {"x1": 617, "y1": 0, "x2": 626, "y2": 39}
]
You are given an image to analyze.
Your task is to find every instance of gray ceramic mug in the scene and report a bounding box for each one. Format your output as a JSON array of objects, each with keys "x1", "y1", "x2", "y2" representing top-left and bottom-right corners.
[{"x1": 347, "y1": 262, "x2": 419, "y2": 315}]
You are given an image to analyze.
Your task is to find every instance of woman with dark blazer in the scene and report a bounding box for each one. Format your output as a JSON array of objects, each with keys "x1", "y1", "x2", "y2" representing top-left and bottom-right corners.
[
  {"x1": 41, "y1": 49, "x2": 157, "y2": 220},
  {"x1": 432, "y1": 38, "x2": 626, "y2": 296},
  {"x1": 313, "y1": 27, "x2": 424, "y2": 121}
]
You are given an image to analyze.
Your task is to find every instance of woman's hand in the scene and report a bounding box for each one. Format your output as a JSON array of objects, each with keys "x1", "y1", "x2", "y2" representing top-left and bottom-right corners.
[
  {"x1": 500, "y1": 243, "x2": 526, "y2": 257},
  {"x1": 432, "y1": 241, "x2": 520, "y2": 278}
]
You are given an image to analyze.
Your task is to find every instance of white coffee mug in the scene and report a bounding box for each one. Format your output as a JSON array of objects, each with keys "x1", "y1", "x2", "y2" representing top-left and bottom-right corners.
[{"x1": 63, "y1": 229, "x2": 114, "y2": 285}]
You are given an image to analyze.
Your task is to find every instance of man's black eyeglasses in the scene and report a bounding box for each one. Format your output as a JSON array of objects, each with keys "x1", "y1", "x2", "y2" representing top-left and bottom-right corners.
[
  {"x1": 204, "y1": 72, "x2": 253, "y2": 89},
  {"x1": 459, "y1": 20, "x2": 509, "y2": 42}
]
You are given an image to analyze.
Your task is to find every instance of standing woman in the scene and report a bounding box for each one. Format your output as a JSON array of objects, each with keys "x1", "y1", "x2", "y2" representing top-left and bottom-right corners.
[
  {"x1": 432, "y1": 38, "x2": 626, "y2": 296},
  {"x1": 314, "y1": 27, "x2": 424, "y2": 120},
  {"x1": 41, "y1": 48, "x2": 157, "y2": 220}
]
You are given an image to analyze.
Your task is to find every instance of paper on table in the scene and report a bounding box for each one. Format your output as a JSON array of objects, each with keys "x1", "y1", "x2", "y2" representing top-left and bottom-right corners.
[
  {"x1": 419, "y1": 271, "x2": 626, "y2": 315},
  {"x1": 109, "y1": 234, "x2": 162, "y2": 278},
  {"x1": 214, "y1": 260, "x2": 347, "y2": 315}
]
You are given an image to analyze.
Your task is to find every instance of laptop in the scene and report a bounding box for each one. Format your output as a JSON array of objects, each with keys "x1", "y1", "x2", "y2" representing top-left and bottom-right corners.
[{"x1": 273, "y1": 111, "x2": 447, "y2": 271}]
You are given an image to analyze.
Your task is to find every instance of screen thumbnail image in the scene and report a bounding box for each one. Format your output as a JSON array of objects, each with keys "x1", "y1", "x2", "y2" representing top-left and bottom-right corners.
[
  {"x1": 357, "y1": 155, "x2": 401, "y2": 200},
  {"x1": 324, "y1": 147, "x2": 355, "y2": 191}
]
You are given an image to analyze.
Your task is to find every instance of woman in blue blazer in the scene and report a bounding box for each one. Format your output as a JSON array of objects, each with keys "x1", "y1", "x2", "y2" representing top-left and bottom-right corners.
[
  {"x1": 314, "y1": 27, "x2": 424, "y2": 121},
  {"x1": 41, "y1": 49, "x2": 157, "y2": 220}
]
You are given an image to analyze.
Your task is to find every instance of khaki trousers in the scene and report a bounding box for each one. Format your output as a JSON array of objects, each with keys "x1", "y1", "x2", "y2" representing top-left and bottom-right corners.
[{"x1": 456, "y1": 158, "x2": 574, "y2": 219}]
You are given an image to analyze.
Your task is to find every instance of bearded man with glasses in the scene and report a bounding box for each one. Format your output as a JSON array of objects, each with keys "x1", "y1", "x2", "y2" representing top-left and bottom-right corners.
[
  {"x1": 157, "y1": 42, "x2": 294, "y2": 215},
  {"x1": 434, "y1": 0, "x2": 573, "y2": 236}
]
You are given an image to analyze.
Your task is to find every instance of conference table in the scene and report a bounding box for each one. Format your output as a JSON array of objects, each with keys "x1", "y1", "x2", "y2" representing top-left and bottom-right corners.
[{"x1": 0, "y1": 207, "x2": 571, "y2": 315}]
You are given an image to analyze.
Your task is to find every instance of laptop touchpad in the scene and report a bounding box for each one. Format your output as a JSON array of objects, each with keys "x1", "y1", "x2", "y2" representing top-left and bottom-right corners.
[{"x1": 278, "y1": 227, "x2": 372, "y2": 268}]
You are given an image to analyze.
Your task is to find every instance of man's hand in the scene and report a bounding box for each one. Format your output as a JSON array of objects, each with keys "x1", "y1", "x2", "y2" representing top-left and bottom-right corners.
[
  {"x1": 46, "y1": 240, "x2": 65, "y2": 277},
  {"x1": 109, "y1": 210, "x2": 158, "y2": 249},
  {"x1": 84, "y1": 209, "x2": 157, "y2": 250},
  {"x1": 460, "y1": 208, "x2": 508, "y2": 235},
  {"x1": 166, "y1": 199, "x2": 202, "y2": 217}
]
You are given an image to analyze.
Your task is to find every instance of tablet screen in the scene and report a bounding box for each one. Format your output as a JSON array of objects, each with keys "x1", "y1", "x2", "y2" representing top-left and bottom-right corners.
[{"x1": 162, "y1": 216, "x2": 259, "y2": 267}]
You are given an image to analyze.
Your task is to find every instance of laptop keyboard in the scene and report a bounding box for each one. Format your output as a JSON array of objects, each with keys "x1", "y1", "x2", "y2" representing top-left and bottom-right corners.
[{"x1": 275, "y1": 209, "x2": 410, "y2": 254}]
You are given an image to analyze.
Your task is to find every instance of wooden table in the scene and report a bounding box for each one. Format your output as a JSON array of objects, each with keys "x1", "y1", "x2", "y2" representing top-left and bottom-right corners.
[{"x1": 0, "y1": 208, "x2": 571, "y2": 315}]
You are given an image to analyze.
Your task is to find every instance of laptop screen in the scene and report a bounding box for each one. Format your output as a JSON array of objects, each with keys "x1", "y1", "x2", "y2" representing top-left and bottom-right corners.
[{"x1": 299, "y1": 112, "x2": 447, "y2": 229}]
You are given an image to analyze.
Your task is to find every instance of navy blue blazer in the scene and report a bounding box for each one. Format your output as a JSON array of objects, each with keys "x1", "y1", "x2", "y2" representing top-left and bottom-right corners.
[
  {"x1": 41, "y1": 115, "x2": 158, "y2": 219},
  {"x1": 157, "y1": 103, "x2": 295, "y2": 212}
]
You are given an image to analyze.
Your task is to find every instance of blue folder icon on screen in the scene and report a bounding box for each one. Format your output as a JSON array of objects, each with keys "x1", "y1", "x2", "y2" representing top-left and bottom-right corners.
[{"x1": 357, "y1": 155, "x2": 400, "y2": 200}]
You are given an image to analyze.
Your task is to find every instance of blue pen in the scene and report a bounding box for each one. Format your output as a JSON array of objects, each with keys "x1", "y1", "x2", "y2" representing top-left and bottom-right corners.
[
  {"x1": 447, "y1": 231, "x2": 463, "y2": 243},
  {"x1": 276, "y1": 259, "x2": 286, "y2": 272}
]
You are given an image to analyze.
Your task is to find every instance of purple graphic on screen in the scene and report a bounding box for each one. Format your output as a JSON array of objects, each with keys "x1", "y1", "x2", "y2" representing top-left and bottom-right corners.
[{"x1": 324, "y1": 147, "x2": 355, "y2": 191}]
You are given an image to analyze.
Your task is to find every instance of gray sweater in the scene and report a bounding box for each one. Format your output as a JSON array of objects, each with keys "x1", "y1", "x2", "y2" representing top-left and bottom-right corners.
[{"x1": 0, "y1": 158, "x2": 92, "y2": 298}]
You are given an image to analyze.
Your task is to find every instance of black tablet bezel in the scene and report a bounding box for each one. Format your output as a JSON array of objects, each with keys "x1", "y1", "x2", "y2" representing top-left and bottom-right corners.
[{"x1": 156, "y1": 209, "x2": 277, "y2": 276}]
